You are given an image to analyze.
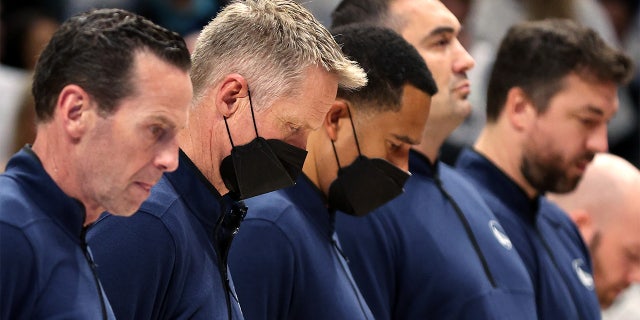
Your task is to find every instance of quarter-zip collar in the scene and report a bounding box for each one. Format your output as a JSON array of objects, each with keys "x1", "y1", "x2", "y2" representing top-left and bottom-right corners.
[
  {"x1": 408, "y1": 149, "x2": 438, "y2": 179},
  {"x1": 5, "y1": 146, "x2": 86, "y2": 241},
  {"x1": 283, "y1": 174, "x2": 334, "y2": 236},
  {"x1": 456, "y1": 148, "x2": 540, "y2": 225},
  {"x1": 165, "y1": 149, "x2": 223, "y2": 233},
  {"x1": 411, "y1": 148, "x2": 498, "y2": 287}
]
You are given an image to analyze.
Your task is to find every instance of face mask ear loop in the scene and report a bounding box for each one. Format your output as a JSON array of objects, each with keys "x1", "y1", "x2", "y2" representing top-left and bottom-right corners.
[
  {"x1": 223, "y1": 116, "x2": 235, "y2": 148},
  {"x1": 346, "y1": 106, "x2": 362, "y2": 156},
  {"x1": 247, "y1": 87, "x2": 259, "y2": 138},
  {"x1": 330, "y1": 140, "x2": 342, "y2": 169}
]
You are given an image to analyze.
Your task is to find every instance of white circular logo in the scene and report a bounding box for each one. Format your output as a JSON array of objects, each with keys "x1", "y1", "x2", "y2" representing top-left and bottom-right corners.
[
  {"x1": 572, "y1": 259, "x2": 595, "y2": 290},
  {"x1": 489, "y1": 220, "x2": 513, "y2": 250}
]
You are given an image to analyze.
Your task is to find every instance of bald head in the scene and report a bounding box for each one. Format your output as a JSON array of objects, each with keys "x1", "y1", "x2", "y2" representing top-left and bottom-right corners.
[
  {"x1": 550, "y1": 153, "x2": 640, "y2": 229},
  {"x1": 549, "y1": 153, "x2": 640, "y2": 308}
]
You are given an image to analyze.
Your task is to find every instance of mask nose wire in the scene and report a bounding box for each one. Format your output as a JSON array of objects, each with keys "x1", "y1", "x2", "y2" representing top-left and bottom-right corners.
[{"x1": 222, "y1": 86, "x2": 260, "y2": 148}]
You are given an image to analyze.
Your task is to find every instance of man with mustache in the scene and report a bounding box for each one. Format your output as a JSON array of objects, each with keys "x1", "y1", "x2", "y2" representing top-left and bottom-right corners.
[
  {"x1": 548, "y1": 153, "x2": 640, "y2": 312},
  {"x1": 456, "y1": 19, "x2": 634, "y2": 319}
]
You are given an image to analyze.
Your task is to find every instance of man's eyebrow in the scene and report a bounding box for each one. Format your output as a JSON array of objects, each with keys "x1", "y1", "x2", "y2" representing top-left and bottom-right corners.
[
  {"x1": 428, "y1": 26, "x2": 455, "y2": 38},
  {"x1": 148, "y1": 115, "x2": 178, "y2": 129},
  {"x1": 584, "y1": 105, "x2": 605, "y2": 116},
  {"x1": 393, "y1": 134, "x2": 419, "y2": 145}
]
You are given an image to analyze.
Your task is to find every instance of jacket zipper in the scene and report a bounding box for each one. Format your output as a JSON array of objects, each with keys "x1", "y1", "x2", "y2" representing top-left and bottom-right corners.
[
  {"x1": 435, "y1": 176, "x2": 497, "y2": 287},
  {"x1": 534, "y1": 226, "x2": 585, "y2": 319},
  {"x1": 331, "y1": 232, "x2": 371, "y2": 320},
  {"x1": 80, "y1": 227, "x2": 108, "y2": 320},
  {"x1": 213, "y1": 198, "x2": 247, "y2": 320}
]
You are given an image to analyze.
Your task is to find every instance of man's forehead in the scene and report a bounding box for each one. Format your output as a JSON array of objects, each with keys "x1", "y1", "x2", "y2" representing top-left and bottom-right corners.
[
  {"x1": 388, "y1": 121, "x2": 424, "y2": 147},
  {"x1": 275, "y1": 103, "x2": 325, "y2": 129},
  {"x1": 371, "y1": 110, "x2": 425, "y2": 146},
  {"x1": 575, "y1": 100, "x2": 618, "y2": 121},
  {"x1": 390, "y1": 0, "x2": 460, "y2": 30}
]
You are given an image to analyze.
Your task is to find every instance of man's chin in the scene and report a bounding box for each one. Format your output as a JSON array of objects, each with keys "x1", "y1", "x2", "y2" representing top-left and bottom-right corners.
[
  {"x1": 106, "y1": 201, "x2": 142, "y2": 217},
  {"x1": 549, "y1": 175, "x2": 582, "y2": 194},
  {"x1": 454, "y1": 99, "x2": 473, "y2": 118}
]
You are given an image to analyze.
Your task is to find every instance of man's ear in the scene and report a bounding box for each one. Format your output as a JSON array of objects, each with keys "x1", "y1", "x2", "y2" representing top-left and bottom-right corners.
[
  {"x1": 56, "y1": 84, "x2": 93, "y2": 141},
  {"x1": 505, "y1": 87, "x2": 536, "y2": 131},
  {"x1": 568, "y1": 209, "x2": 596, "y2": 243},
  {"x1": 324, "y1": 99, "x2": 350, "y2": 141},
  {"x1": 216, "y1": 74, "x2": 248, "y2": 118}
]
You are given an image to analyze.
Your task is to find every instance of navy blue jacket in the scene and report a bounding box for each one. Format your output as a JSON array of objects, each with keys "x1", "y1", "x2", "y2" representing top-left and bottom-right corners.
[
  {"x1": 87, "y1": 151, "x2": 244, "y2": 319},
  {"x1": 456, "y1": 149, "x2": 601, "y2": 320},
  {"x1": 228, "y1": 175, "x2": 374, "y2": 320},
  {"x1": 0, "y1": 147, "x2": 115, "y2": 319},
  {"x1": 335, "y1": 150, "x2": 538, "y2": 319}
]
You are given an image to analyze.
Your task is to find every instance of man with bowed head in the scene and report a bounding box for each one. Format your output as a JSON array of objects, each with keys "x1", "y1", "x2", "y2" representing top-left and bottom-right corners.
[
  {"x1": 0, "y1": 8, "x2": 192, "y2": 319},
  {"x1": 331, "y1": 1, "x2": 537, "y2": 319},
  {"x1": 456, "y1": 19, "x2": 634, "y2": 319},
  {"x1": 548, "y1": 153, "x2": 640, "y2": 310},
  {"x1": 228, "y1": 24, "x2": 437, "y2": 319},
  {"x1": 87, "y1": 0, "x2": 367, "y2": 319}
]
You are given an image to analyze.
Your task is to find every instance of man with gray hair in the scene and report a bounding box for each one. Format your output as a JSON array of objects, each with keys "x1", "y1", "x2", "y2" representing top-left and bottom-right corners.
[
  {"x1": 87, "y1": 0, "x2": 366, "y2": 319},
  {"x1": 548, "y1": 153, "x2": 640, "y2": 311}
]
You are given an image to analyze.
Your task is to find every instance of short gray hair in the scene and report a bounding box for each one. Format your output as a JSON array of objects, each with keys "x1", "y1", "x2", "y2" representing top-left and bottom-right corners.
[{"x1": 191, "y1": 0, "x2": 367, "y2": 110}]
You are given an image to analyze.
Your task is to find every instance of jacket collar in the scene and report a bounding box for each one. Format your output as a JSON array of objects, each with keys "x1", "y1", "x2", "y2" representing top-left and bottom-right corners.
[
  {"x1": 282, "y1": 174, "x2": 334, "y2": 236},
  {"x1": 164, "y1": 149, "x2": 223, "y2": 231},
  {"x1": 408, "y1": 149, "x2": 439, "y2": 179},
  {"x1": 456, "y1": 148, "x2": 541, "y2": 224},
  {"x1": 4, "y1": 146, "x2": 86, "y2": 241}
]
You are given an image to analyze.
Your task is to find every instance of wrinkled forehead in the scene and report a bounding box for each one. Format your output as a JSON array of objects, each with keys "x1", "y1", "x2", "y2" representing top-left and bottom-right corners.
[{"x1": 264, "y1": 69, "x2": 337, "y2": 132}]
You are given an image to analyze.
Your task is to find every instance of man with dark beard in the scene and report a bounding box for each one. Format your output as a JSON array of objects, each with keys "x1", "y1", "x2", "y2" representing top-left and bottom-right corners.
[{"x1": 456, "y1": 19, "x2": 634, "y2": 319}]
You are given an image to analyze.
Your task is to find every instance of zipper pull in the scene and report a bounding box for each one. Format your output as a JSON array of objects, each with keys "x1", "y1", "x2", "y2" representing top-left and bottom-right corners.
[{"x1": 331, "y1": 238, "x2": 350, "y2": 263}]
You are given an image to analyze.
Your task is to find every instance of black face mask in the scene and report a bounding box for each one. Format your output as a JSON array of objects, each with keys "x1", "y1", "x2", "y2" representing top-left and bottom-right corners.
[
  {"x1": 327, "y1": 107, "x2": 410, "y2": 216},
  {"x1": 219, "y1": 89, "x2": 308, "y2": 200}
]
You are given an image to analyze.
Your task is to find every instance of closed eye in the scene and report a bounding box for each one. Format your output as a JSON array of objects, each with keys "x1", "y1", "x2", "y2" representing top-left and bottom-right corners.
[
  {"x1": 388, "y1": 141, "x2": 402, "y2": 152},
  {"x1": 286, "y1": 122, "x2": 302, "y2": 133},
  {"x1": 625, "y1": 249, "x2": 640, "y2": 264},
  {"x1": 148, "y1": 124, "x2": 170, "y2": 142},
  {"x1": 434, "y1": 37, "x2": 451, "y2": 47},
  {"x1": 578, "y1": 117, "x2": 600, "y2": 129}
]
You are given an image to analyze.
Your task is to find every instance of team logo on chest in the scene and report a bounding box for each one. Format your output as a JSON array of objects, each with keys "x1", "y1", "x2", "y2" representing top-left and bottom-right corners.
[
  {"x1": 572, "y1": 259, "x2": 595, "y2": 290},
  {"x1": 489, "y1": 220, "x2": 513, "y2": 250}
]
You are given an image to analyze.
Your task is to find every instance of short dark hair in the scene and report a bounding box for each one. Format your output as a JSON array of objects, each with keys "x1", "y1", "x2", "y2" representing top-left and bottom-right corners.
[
  {"x1": 332, "y1": 24, "x2": 437, "y2": 113},
  {"x1": 32, "y1": 8, "x2": 191, "y2": 122},
  {"x1": 486, "y1": 19, "x2": 634, "y2": 122},
  {"x1": 331, "y1": 0, "x2": 391, "y2": 29}
]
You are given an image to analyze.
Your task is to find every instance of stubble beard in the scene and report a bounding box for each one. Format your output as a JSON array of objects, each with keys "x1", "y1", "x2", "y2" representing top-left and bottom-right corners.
[{"x1": 520, "y1": 149, "x2": 589, "y2": 194}]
